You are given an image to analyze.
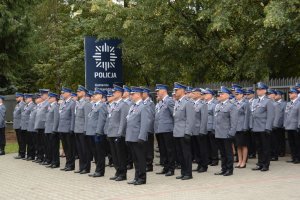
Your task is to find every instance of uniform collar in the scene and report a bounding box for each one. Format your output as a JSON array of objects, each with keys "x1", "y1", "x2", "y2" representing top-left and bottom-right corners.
[
  {"x1": 178, "y1": 95, "x2": 186, "y2": 102},
  {"x1": 221, "y1": 99, "x2": 229, "y2": 105},
  {"x1": 65, "y1": 97, "x2": 72, "y2": 102},
  {"x1": 292, "y1": 98, "x2": 298, "y2": 104},
  {"x1": 115, "y1": 98, "x2": 122, "y2": 104},
  {"x1": 258, "y1": 95, "x2": 265, "y2": 101},
  {"x1": 144, "y1": 97, "x2": 150, "y2": 103},
  {"x1": 135, "y1": 99, "x2": 143, "y2": 106},
  {"x1": 206, "y1": 98, "x2": 213, "y2": 104}
]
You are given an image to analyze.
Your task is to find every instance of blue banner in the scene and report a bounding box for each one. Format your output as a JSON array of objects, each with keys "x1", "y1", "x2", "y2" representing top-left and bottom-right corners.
[{"x1": 84, "y1": 36, "x2": 123, "y2": 90}]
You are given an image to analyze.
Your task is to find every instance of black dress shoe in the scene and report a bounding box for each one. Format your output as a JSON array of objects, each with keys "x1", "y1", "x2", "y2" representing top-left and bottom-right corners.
[
  {"x1": 156, "y1": 170, "x2": 167, "y2": 175},
  {"x1": 115, "y1": 176, "x2": 127, "y2": 181},
  {"x1": 42, "y1": 162, "x2": 51, "y2": 166},
  {"x1": 80, "y1": 170, "x2": 90, "y2": 174},
  {"x1": 248, "y1": 155, "x2": 256, "y2": 159},
  {"x1": 197, "y1": 167, "x2": 207, "y2": 173},
  {"x1": 74, "y1": 170, "x2": 82, "y2": 173},
  {"x1": 14, "y1": 155, "x2": 24, "y2": 159},
  {"x1": 252, "y1": 166, "x2": 263, "y2": 171},
  {"x1": 210, "y1": 162, "x2": 218, "y2": 166},
  {"x1": 223, "y1": 171, "x2": 233, "y2": 176},
  {"x1": 165, "y1": 171, "x2": 174, "y2": 176},
  {"x1": 89, "y1": 172, "x2": 104, "y2": 177},
  {"x1": 46, "y1": 165, "x2": 53, "y2": 168},
  {"x1": 293, "y1": 160, "x2": 300, "y2": 164},
  {"x1": 0, "y1": 151, "x2": 5, "y2": 155},
  {"x1": 60, "y1": 167, "x2": 67, "y2": 171},
  {"x1": 127, "y1": 180, "x2": 137, "y2": 184},
  {"x1": 146, "y1": 166, "x2": 153, "y2": 172},
  {"x1": 214, "y1": 171, "x2": 226, "y2": 175},
  {"x1": 176, "y1": 175, "x2": 184, "y2": 179},
  {"x1": 181, "y1": 176, "x2": 193, "y2": 180},
  {"x1": 260, "y1": 167, "x2": 269, "y2": 172},
  {"x1": 134, "y1": 180, "x2": 146, "y2": 185},
  {"x1": 51, "y1": 165, "x2": 60, "y2": 168},
  {"x1": 286, "y1": 160, "x2": 295, "y2": 163},
  {"x1": 271, "y1": 157, "x2": 278, "y2": 161},
  {"x1": 238, "y1": 165, "x2": 246, "y2": 169},
  {"x1": 26, "y1": 157, "x2": 34, "y2": 161},
  {"x1": 63, "y1": 167, "x2": 74, "y2": 171},
  {"x1": 109, "y1": 176, "x2": 118, "y2": 180}
]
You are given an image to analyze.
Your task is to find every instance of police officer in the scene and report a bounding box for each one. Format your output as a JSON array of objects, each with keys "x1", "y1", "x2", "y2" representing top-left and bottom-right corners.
[
  {"x1": 214, "y1": 86, "x2": 238, "y2": 176},
  {"x1": 13, "y1": 93, "x2": 26, "y2": 159},
  {"x1": 155, "y1": 84, "x2": 176, "y2": 176},
  {"x1": 107, "y1": 85, "x2": 130, "y2": 181},
  {"x1": 191, "y1": 88, "x2": 209, "y2": 173},
  {"x1": 234, "y1": 88, "x2": 250, "y2": 168},
  {"x1": 34, "y1": 89, "x2": 50, "y2": 164},
  {"x1": 45, "y1": 92, "x2": 60, "y2": 168},
  {"x1": 173, "y1": 82, "x2": 194, "y2": 180},
  {"x1": 21, "y1": 94, "x2": 36, "y2": 160},
  {"x1": 251, "y1": 82, "x2": 275, "y2": 172},
  {"x1": 86, "y1": 89, "x2": 108, "y2": 177},
  {"x1": 58, "y1": 87, "x2": 76, "y2": 171},
  {"x1": 141, "y1": 87, "x2": 155, "y2": 172},
  {"x1": 126, "y1": 87, "x2": 151, "y2": 185},
  {"x1": 0, "y1": 96, "x2": 6, "y2": 155},
  {"x1": 245, "y1": 88, "x2": 257, "y2": 159},
  {"x1": 74, "y1": 85, "x2": 92, "y2": 174},
  {"x1": 29, "y1": 94, "x2": 40, "y2": 162},
  {"x1": 203, "y1": 88, "x2": 219, "y2": 166},
  {"x1": 274, "y1": 90, "x2": 287, "y2": 157},
  {"x1": 104, "y1": 90, "x2": 114, "y2": 167},
  {"x1": 267, "y1": 89, "x2": 283, "y2": 161},
  {"x1": 122, "y1": 85, "x2": 134, "y2": 170},
  {"x1": 284, "y1": 87, "x2": 300, "y2": 164}
]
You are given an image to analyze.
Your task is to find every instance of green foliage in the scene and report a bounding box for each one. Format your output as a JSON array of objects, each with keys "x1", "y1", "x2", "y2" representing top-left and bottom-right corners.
[{"x1": 1, "y1": 0, "x2": 299, "y2": 92}]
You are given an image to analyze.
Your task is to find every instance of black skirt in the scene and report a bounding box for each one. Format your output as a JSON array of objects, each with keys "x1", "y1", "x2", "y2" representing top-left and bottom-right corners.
[{"x1": 235, "y1": 131, "x2": 250, "y2": 147}]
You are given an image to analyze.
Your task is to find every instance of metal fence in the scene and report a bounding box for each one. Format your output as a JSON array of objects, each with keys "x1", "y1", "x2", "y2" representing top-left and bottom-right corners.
[{"x1": 197, "y1": 77, "x2": 300, "y2": 101}]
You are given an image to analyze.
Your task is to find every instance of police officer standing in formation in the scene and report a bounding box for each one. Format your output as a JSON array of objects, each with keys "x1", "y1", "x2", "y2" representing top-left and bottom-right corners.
[
  {"x1": 250, "y1": 82, "x2": 275, "y2": 172},
  {"x1": 245, "y1": 88, "x2": 257, "y2": 159},
  {"x1": 155, "y1": 84, "x2": 176, "y2": 177},
  {"x1": 203, "y1": 89, "x2": 219, "y2": 166},
  {"x1": 126, "y1": 87, "x2": 152, "y2": 185},
  {"x1": 122, "y1": 85, "x2": 134, "y2": 170},
  {"x1": 45, "y1": 92, "x2": 60, "y2": 168},
  {"x1": 13, "y1": 93, "x2": 26, "y2": 159},
  {"x1": 0, "y1": 96, "x2": 6, "y2": 155},
  {"x1": 107, "y1": 85, "x2": 130, "y2": 181},
  {"x1": 284, "y1": 87, "x2": 300, "y2": 164},
  {"x1": 86, "y1": 89, "x2": 108, "y2": 177},
  {"x1": 191, "y1": 88, "x2": 209, "y2": 173},
  {"x1": 20, "y1": 94, "x2": 36, "y2": 160},
  {"x1": 173, "y1": 82, "x2": 194, "y2": 180},
  {"x1": 74, "y1": 85, "x2": 92, "y2": 174},
  {"x1": 58, "y1": 87, "x2": 76, "y2": 171},
  {"x1": 214, "y1": 86, "x2": 238, "y2": 176},
  {"x1": 234, "y1": 88, "x2": 250, "y2": 168},
  {"x1": 34, "y1": 89, "x2": 50, "y2": 164},
  {"x1": 274, "y1": 90, "x2": 287, "y2": 157}
]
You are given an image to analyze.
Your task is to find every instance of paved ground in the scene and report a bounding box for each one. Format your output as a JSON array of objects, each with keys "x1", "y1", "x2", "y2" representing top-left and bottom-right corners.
[{"x1": 0, "y1": 153, "x2": 300, "y2": 200}]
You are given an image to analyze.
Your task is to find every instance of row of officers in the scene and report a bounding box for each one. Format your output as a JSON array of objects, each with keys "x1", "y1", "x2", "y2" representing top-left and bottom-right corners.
[{"x1": 1, "y1": 82, "x2": 300, "y2": 185}]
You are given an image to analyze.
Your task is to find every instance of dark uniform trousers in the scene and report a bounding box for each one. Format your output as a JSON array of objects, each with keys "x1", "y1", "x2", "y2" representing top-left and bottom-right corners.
[
  {"x1": 271, "y1": 129, "x2": 280, "y2": 159},
  {"x1": 94, "y1": 135, "x2": 106, "y2": 175},
  {"x1": 278, "y1": 128, "x2": 286, "y2": 156},
  {"x1": 25, "y1": 131, "x2": 35, "y2": 158},
  {"x1": 86, "y1": 136, "x2": 96, "y2": 163},
  {"x1": 287, "y1": 130, "x2": 300, "y2": 161},
  {"x1": 191, "y1": 135, "x2": 199, "y2": 162},
  {"x1": 50, "y1": 132, "x2": 60, "y2": 166},
  {"x1": 174, "y1": 137, "x2": 192, "y2": 177},
  {"x1": 108, "y1": 137, "x2": 128, "y2": 178},
  {"x1": 248, "y1": 131, "x2": 257, "y2": 157},
  {"x1": 207, "y1": 131, "x2": 219, "y2": 164},
  {"x1": 146, "y1": 133, "x2": 154, "y2": 168},
  {"x1": 216, "y1": 138, "x2": 234, "y2": 173},
  {"x1": 158, "y1": 132, "x2": 176, "y2": 173},
  {"x1": 44, "y1": 133, "x2": 52, "y2": 163},
  {"x1": 254, "y1": 132, "x2": 271, "y2": 168},
  {"x1": 59, "y1": 132, "x2": 75, "y2": 169},
  {"x1": 16, "y1": 129, "x2": 26, "y2": 157},
  {"x1": 195, "y1": 134, "x2": 209, "y2": 169},
  {"x1": 128, "y1": 141, "x2": 147, "y2": 182},
  {"x1": 75, "y1": 133, "x2": 90, "y2": 172},
  {"x1": 155, "y1": 134, "x2": 165, "y2": 165},
  {"x1": 0, "y1": 128, "x2": 6, "y2": 151},
  {"x1": 36, "y1": 129, "x2": 45, "y2": 161}
]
